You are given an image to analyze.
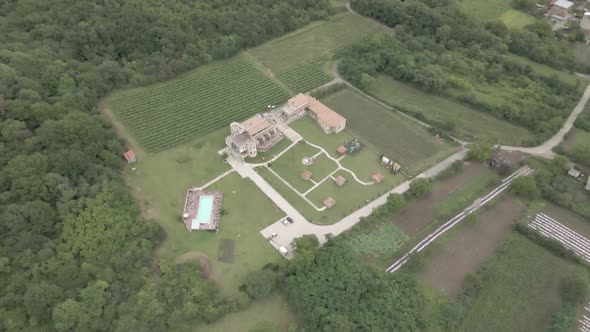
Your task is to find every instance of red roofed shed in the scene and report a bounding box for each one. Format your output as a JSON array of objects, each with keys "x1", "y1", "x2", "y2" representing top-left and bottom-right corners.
[{"x1": 123, "y1": 150, "x2": 136, "y2": 163}]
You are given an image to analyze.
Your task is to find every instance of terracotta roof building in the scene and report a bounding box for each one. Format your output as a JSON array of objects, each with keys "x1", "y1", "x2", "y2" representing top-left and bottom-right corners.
[
  {"x1": 337, "y1": 146, "x2": 348, "y2": 155},
  {"x1": 225, "y1": 113, "x2": 282, "y2": 159},
  {"x1": 323, "y1": 197, "x2": 336, "y2": 208},
  {"x1": 334, "y1": 175, "x2": 346, "y2": 187},
  {"x1": 281, "y1": 93, "x2": 346, "y2": 134},
  {"x1": 301, "y1": 170, "x2": 312, "y2": 181},
  {"x1": 372, "y1": 172, "x2": 385, "y2": 183}
]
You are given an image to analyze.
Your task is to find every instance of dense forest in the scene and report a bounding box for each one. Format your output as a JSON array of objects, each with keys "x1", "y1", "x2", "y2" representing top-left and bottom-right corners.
[
  {"x1": 342, "y1": 0, "x2": 584, "y2": 144},
  {"x1": 0, "y1": 0, "x2": 332, "y2": 330}
]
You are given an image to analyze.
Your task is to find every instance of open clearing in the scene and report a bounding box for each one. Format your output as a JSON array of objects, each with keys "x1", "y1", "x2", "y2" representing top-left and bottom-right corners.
[
  {"x1": 459, "y1": 234, "x2": 588, "y2": 332},
  {"x1": 367, "y1": 75, "x2": 534, "y2": 145},
  {"x1": 108, "y1": 55, "x2": 289, "y2": 152},
  {"x1": 321, "y1": 88, "x2": 455, "y2": 174},
  {"x1": 249, "y1": 12, "x2": 381, "y2": 93},
  {"x1": 418, "y1": 198, "x2": 525, "y2": 297},
  {"x1": 193, "y1": 294, "x2": 293, "y2": 332},
  {"x1": 458, "y1": 0, "x2": 535, "y2": 29},
  {"x1": 505, "y1": 54, "x2": 583, "y2": 86},
  {"x1": 559, "y1": 128, "x2": 590, "y2": 166},
  {"x1": 125, "y1": 129, "x2": 284, "y2": 294}
]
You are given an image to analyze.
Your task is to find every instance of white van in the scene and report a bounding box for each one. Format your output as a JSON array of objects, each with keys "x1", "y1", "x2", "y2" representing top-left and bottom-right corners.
[{"x1": 279, "y1": 246, "x2": 288, "y2": 256}]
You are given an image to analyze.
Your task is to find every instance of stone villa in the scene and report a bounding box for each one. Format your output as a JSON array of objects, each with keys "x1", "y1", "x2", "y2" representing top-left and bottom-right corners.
[
  {"x1": 225, "y1": 113, "x2": 282, "y2": 159},
  {"x1": 281, "y1": 93, "x2": 346, "y2": 134}
]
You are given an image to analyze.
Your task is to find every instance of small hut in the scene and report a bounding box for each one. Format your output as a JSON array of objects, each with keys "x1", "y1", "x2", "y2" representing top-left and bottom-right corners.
[
  {"x1": 392, "y1": 163, "x2": 401, "y2": 173},
  {"x1": 337, "y1": 146, "x2": 348, "y2": 156},
  {"x1": 123, "y1": 150, "x2": 136, "y2": 163},
  {"x1": 301, "y1": 170, "x2": 312, "y2": 181},
  {"x1": 323, "y1": 197, "x2": 336, "y2": 208},
  {"x1": 334, "y1": 175, "x2": 346, "y2": 187},
  {"x1": 372, "y1": 172, "x2": 384, "y2": 184}
]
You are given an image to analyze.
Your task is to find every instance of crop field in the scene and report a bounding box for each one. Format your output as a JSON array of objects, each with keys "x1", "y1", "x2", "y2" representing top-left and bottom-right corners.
[
  {"x1": 368, "y1": 75, "x2": 534, "y2": 145},
  {"x1": 108, "y1": 56, "x2": 289, "y2": 152},
  {"x1": 418, "y1": 198, "x2": 525, "y2": 297},
  {"x1": 249, "y1": 13, "x2": 381, "y2": 92},
  {"x1": 321, "y1": 88, "x2": 455, "y2": 174},
  {"x1": 459, "y1": 234, "x2": 587, "y2": 332}
]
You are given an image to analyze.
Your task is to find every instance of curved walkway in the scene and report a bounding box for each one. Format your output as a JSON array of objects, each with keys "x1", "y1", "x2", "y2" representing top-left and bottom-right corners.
[{"x1": 498, "y1": 83, "x2": 590, "y2": 158}]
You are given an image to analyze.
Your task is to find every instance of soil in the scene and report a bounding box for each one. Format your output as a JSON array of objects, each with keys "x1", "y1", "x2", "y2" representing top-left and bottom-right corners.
[
  {"x1": 418, "y1": 198, "x2": 525, "y2": 297},
  {"x1": 391, "y1": 162, "x2": 486, "y2": 235},
  {"x1": 175, "y1": 251, "x2": 213, "y2": 279},
  {"x1": 541, "y1": 203, "x2": 590, "y2": 239}
]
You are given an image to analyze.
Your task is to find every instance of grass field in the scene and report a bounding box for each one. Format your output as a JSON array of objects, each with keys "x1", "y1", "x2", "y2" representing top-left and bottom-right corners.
[
  {"x1": 289, "y1": 115, "x2": 356, "y2": 158},
  {"x1": 367, "y1": 75, "x2": 534, "y2": 145},
  {"x1": 574, "y1": 42, "x2": 590, "y2": 63},
  {"x1": 321, "y1": 88, "x2": 455, "y2": 174},
  {"x1": 194, "y1": 294, "x2": 293, "y2": 332},
  {"x1": 270, "y1": 142, "x2": 338, "y2": 193},
  {"x1": 125, "y1": 129, "x2": 285, "y2": 294},
  {"x1": 249, "y1": 12, "x2": 381, "y2": 92},
  {"x1": 109, "y1": 55, "x2": 290, "y2": 152},
  {"x1": 459, "y1": 234, "x2": 588, "y2": 332},
  {"x1": 458, "y1": 0, "x2": 535, "y2": 29},
  {"x1": 559, "y1": 128, "x2": 590, "y2": 165}
]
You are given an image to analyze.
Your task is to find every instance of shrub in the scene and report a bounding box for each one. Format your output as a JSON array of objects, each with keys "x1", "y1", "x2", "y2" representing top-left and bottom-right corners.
[
  {"x1": 243, "y1": 270, "x2": 274, "y2": 299},
  {"x1": 406, "y1": 178, "x2": 433, "y2": 198}
]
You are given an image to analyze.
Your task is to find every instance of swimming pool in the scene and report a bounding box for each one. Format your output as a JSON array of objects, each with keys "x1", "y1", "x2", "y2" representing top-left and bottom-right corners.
[{"x1": 192, "y1": 195, "x2": 214, "y2": 229}]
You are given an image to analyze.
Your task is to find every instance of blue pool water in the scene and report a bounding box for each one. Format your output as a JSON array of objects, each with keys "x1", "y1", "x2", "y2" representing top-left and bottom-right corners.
[{"x1": 192, "y1": 195, "x2": 214, "y2": 229}]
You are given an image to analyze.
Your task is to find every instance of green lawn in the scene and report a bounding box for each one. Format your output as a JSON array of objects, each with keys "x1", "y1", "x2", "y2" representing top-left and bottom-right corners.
[
  {"x1": 126, "y1": 129, "x2": 284, "y2": 294},
  {"x1": 109, "y1": 55, "x2": 290, "y2": 152},
  {"x1": 289, "y1": 115, "x2": 356, "y2": 158},
  {"x1": 257, "y1": 166, "x2": 404, "y2": 225},
  {"x1": 246, "y1": 138, "x2": 291, "y2": 164},
  {"x1": 321, "y1": 88, "x2": 455, "y2": 174},
  {"x1": 249, "y1": 12, "x2": 381, "y2": 92},
  {"x1": 459, "y1": 234, "x2": 588, "y2": 332},
  {"x1": 367, "y1": 75, "x2": 534, "y2": 145},
  {"x1": 458, "y1": 0, "x2": 535, "y2": 29},
  {"x1": 499, "y1": 9, "x2": 536, "y2": 29},
  {"x1": 457, "y1": 0, "x2": 511, "y2": 21},
  {"x1": 340, "y1": 147, "x2": 393, "y2": 181},
  {"x1": 194, "y1": 294, "x2": 294, "y2": 332},
  {"x1": 269, "y1": 142, "x2": 337, "y2": 193}
]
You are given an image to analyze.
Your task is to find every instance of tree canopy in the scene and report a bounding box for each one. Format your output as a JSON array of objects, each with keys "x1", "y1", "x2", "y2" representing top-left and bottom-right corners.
[{"x1": 0, "y1": 0, "x2": 331, "y2": 330}]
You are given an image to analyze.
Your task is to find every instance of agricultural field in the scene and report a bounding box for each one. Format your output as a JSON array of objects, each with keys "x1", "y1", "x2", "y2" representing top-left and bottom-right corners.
[
  {"x1": 321, "y1": 88, "x2": 456, "y2": 174},
  {"x1": 418, "y1": 198, "x2": 526, "y2": 297},
  {"x1": 108, "y1": 55, "x2": 290, "y2": 152},
  {"x1": 539, "y1": 202, "x2": 590, "y2": 239},
  {"x1": 249, "y1": 12, "x2": 381, "y2": 93},
  {"x1": 125, "y1": 129, "x2": 285, "y2": 294},
  {"x1": 367, "y1": 75, "x2": 535, "y2": 145},
  {"x1": 194, "y1": 294, "x2": 294, "y2": 332},
  {"x1": 457, "y1": 0, "x2": 535, "y2": 29},
  {"x1": 342, "y1": 162, "x2": 498, "y2": 265},
  {"x1": 458, "y1": 234, "x2": 588, "y2": 332}
]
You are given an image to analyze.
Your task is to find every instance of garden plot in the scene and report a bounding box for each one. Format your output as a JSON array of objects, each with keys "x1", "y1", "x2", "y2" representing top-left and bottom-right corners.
[
  {"x1": 528, "y1": 213, "x2": 590, "y2": 263},
  {"x1": 418, "y1": 198, "x2": 525, "y2": 297}
]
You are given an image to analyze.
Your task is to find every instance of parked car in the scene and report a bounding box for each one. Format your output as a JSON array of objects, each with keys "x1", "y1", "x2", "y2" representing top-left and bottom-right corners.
[
  {"x1": 279, "y1": 246, "x2": 288, "y2": 256},
  {"x1": 286, "y1": 217, "x2": 294, "y2": 224},
  {"x1": 282, "y1": 218, "x2": 289, "y2": 225}
]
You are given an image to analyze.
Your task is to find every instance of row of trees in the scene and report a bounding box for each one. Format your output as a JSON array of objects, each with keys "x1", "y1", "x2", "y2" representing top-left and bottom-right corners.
[
  {"x1": 343, "y1": 0, "x2": 584, "y2": 145},
  {"x1": 0, "y1": 0, "x2": 332, "y2": 330}
]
